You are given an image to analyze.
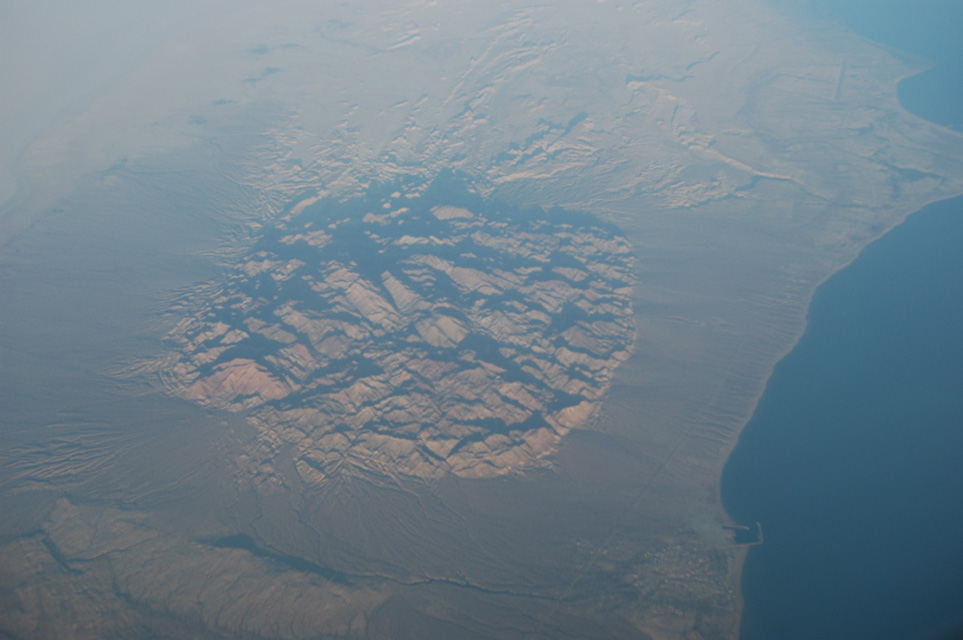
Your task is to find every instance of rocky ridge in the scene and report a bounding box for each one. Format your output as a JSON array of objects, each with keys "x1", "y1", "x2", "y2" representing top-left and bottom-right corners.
[{"x1": 160, "y1": 175, "x2": 635, "y2": 481}]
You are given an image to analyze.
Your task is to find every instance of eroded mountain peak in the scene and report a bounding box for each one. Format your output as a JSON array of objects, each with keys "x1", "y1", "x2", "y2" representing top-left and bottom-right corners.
[{"x1": 161, "y1": 174, "x2": 636, "y2": 480}]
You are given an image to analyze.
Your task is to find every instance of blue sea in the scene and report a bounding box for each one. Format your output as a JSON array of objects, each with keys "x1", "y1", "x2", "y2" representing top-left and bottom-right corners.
[{"x1": 722, "y1": 2, "x2": 963, "y2": 639}]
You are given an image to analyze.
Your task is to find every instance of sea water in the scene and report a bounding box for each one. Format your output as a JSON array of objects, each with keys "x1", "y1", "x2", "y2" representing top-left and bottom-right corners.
[{"x1": 722, "y1": 2, "x2": 963, "y2": 639}]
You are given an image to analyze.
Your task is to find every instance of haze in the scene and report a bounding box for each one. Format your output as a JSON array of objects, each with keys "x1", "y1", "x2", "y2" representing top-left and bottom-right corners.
[{"x1": 1, "y1": 1, "x2": 961, "y2": 638}]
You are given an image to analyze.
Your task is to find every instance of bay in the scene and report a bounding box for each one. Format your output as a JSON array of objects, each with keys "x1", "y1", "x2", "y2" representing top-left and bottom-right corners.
[
  {"x1": 806, "y1": 0, "x2": 963, "y2": 130},
  {"x1": 723, "y1": 2, "x2": 963, "y2": 638}
]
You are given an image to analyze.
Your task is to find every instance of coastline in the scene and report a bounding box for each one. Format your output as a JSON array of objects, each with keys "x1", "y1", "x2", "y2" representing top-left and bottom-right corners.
[
  {"x1": 715, "y1": 192, "x2": 963, "y2": 635},
  {"x1": 587, "y1": 21, "x2": 963, "y2": 630},
  {"x1": 719, "y1": 190, "x2": 963, "y2": 639},
  {"x1": 3, "y1": 1, "x2": 963, "y2": 637},
  {"x1": 715, "y1": 28, "x2": 963, "y2": 639}
]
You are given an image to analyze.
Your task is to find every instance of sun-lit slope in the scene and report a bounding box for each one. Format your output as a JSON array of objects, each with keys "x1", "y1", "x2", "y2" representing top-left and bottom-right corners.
[
  {"x1": 155, "y1": 175, "x2": 635, "y2": 480},
  {"x1": 5, "y1": 0, "x2": 963, "y2": 639}
]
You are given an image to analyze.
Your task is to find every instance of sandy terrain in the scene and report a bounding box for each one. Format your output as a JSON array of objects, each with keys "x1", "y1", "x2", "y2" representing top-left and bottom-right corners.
[{"x1": 2, "y1": 0, "x2": 962, "y2": 638}]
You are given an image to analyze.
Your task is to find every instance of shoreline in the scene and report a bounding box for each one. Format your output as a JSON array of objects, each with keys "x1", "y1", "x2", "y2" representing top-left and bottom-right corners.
[
  {"x1": 715, "y1": 192, "x2": 962, "y2": 633},
  {"x1": 3, "y1": 1, "x2": 963, "y2": 637},
  {"x1": 717, "y1": 191, "x2": 963, "y2": 640},
  {"x1": 714, "y1": 44, "x2": 963, "y2": 635}
]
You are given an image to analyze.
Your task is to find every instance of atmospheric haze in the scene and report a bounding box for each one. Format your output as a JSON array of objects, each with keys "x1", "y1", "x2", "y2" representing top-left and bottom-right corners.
[{"x1": 1, "y1": 1, "x2": 961, "y2": 639}]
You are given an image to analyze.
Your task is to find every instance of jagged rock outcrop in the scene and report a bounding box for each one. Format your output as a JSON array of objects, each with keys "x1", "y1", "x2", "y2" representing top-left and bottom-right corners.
[{"x1": 161, "y1": 175, "x2": 635, "y2": 480}]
